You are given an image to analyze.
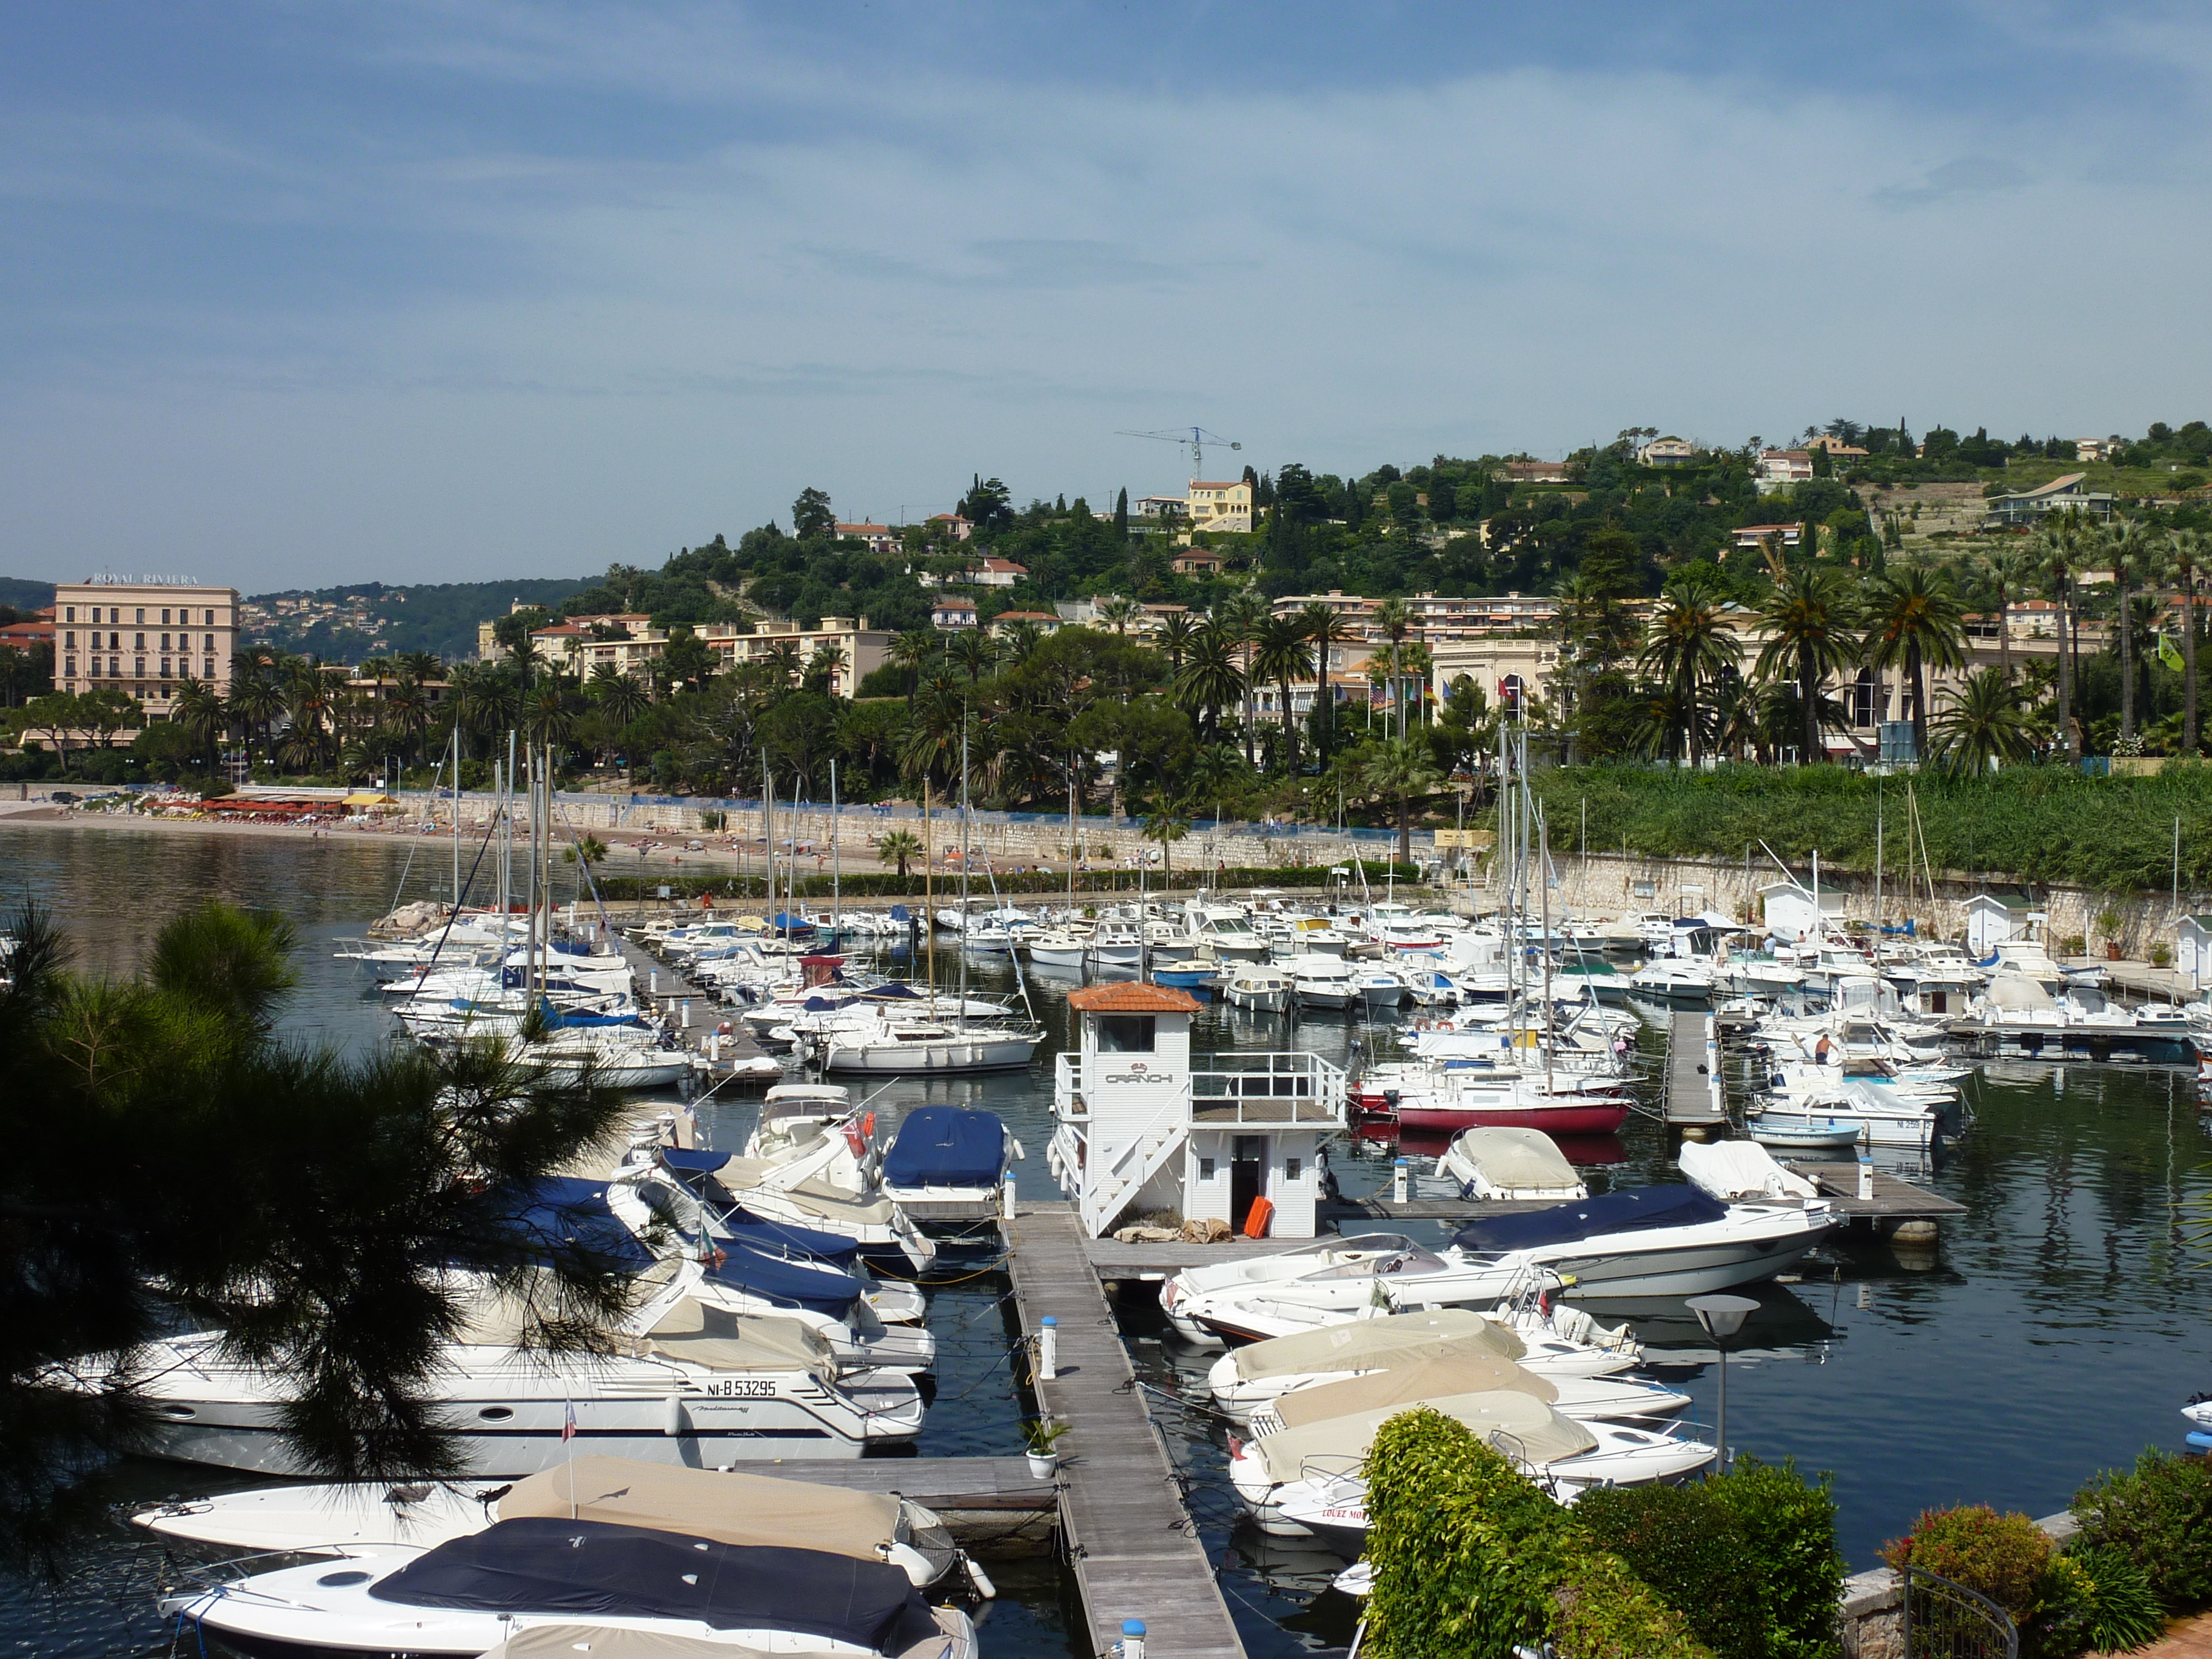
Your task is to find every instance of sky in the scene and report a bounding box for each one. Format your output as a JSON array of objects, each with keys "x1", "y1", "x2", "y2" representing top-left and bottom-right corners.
[{"x1": 5, "y1": 1, "x2": 2212, "y2": 593}]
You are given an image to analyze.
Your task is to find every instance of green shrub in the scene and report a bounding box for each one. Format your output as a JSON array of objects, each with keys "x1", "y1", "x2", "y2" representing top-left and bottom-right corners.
[
  {"x1": 1577, "y1": 1484, "x2": 1766, "y2": 1659},
  {"x1": 2073, "y1": 1449, "x2": 2212, "y2": 1609},
  {"x1": 1708, "y1": 1457, "x2": 1845, "y2": 1659},
  {"x1": 2068, "y1": 1545, "x2": 2166, "y2": 1652},
  {"x1": 1880, "y1": 1505, "x2": 2053, "y2": 1624},
  {"x1": 1361, "y1": 1409, "x2": 1712, "y2": 1659}
]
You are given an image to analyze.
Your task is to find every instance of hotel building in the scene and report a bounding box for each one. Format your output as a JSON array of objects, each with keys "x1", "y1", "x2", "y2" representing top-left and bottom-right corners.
[{"x1": 53, "y1": 577, "x2": 241, "y2": 719}]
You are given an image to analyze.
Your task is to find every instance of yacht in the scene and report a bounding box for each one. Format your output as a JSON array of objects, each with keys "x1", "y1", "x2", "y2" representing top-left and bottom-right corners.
[
  {"x1": 1284, "y1": 953, "x2": 1359, "y2": 1010},
  {"x1": 1432, "y1": 1125, "x2": 1589, "y2": 1201},
  {"x1": 1086, "y1": 914, "x2": 1146, "y2": 969},
  {"x1": 1239, "y1": 1353, "x2": 1689, "y2": 1438},
  {"x1": 879, "y1": 1105, "x2": 1022, "y2": 1208},
  {"x1": 1448, "y1": 1183, "x2": 1838, "y2": 1296},
  {"x1": 820, "y1": 1014, "x2": 1044, "y2": 1073},
  {"x1": 165, "y1": 1521, "x2": 976, "y2": 1658},
  {"x1": 1025, "y1": 930, "x2": 1088, "y2": 969},
  {"x1": 1161, "y1": 1235, "x2": 1547, "y2": 1346},
  {"x1": 1627, "y1": 958, "x2": 1715, "y2": 1005}
]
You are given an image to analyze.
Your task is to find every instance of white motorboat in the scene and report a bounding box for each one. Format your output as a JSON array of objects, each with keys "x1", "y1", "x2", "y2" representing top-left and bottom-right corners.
[
  {"x1": 96, "y1": 1293, "x2": 922, "y2": 1477},
  {"x1": 1025, "y1": 931, "x2": 1088, "y2": 969},
  {"x1": 1230, "y1": 1389, "x2": 1713, "y2": 1536},
  {"x1": 1447, "y1": 1183, "x2": 1838, "y2": 1297},
  {"x1": 1352, "y1": 965, "x2": 1409, "y2": 1012},
  {"x1": 1677, "y1": 1139, "x2": 1821, "y2": 1202},
  {"x1": 1432, "y1": 1126, "x2": 1589, "y2": 1201},
  {"x1": 1627, "y1": 959, "x2": 1715, "y2": 1005},
  {"x1": 1241, "y1": 1353, "x2": 1691, "y2": 1437},
  {"x1": 135, "y1": 1453, "x2": 974, "y2": 1592},
  {"x1": 820, "y1": 1016, "x2": 1043, "y2": 1074},
  {"x1": 1086, "y1": 915, "x2": 1146, "y2": 968},
  {"x1": 1222, "y1": 965, "x2": 1296, "y2": 1013},
  {"x1": 165, "y1": 1521, "x2": 977, "y2": 1658},
  {"x1": 1284, "y1": 953, "x2": 1358, "y2": 1010},
  {"x1": 879, "y1": 1105, "x2": 1022, "y2": 1207},
  {"x1": 1160, "y1": 1234, "x2": 1546, "y2": 1346},
  {"x1": 1205, "y1": 1307, "x2": 1637, "y2": 1415}
]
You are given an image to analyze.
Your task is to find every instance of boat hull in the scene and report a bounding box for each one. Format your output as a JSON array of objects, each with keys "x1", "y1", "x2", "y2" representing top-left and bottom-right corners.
[
  {"x1": 1393, "y1": 1099, "x2": 1632, "y2": 1136},
  {"x1": 823, "y1": 1036, "x2": 1039, "y2": 1073}
]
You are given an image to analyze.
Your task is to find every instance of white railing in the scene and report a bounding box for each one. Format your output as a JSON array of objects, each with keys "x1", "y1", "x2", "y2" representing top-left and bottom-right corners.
[{"x1": 1189, "y1": 1051, "x2": 1348, "y2": 1124}]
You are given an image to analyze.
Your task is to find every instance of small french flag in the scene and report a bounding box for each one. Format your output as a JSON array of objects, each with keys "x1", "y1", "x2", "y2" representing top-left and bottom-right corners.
[{"x1": 561, "y1": 1401, "x2": 577, "y2": 1443}]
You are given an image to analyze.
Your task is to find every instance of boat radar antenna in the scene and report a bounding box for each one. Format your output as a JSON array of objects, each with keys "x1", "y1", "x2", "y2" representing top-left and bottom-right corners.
[{"x1": 1116, "y1": 426, "x2": 1243, "y2": 478}]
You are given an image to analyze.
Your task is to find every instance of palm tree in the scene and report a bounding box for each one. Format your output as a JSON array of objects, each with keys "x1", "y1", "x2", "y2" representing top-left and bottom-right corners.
[
  {"x1": 950, "y1": 630, "x2": 994, "y2": 685},
  {"x1": 1188, "y1": 743, "x2": 1246, "y2": 827},
  {"x1": 1373, "y1": 597, "x2": 1414, "y2": 739},
  {"x1": 2103, "y1": 517, "x2": 2152, "y2": 742},
  {"x1": 891, "y1": 629, "x2": 936, "y2": 709},
  {"x1": 227, "y1": 668, "x2": 286, "y2": 765},
  {"x1": 999, "y1": 621, "x2": 1042, "y2": 666},
  {"x1": 1215, "y1": 588, "x2": 1270, "y2": 762},
  {"x1": 1249, "y1": 617, "x2": 1315, "y2": 777},
  {"x1": 764, "y1": 638, "x2": 803, "y2": 687},
  {"x1": 1752, "y1": 566, "x2": 1860, "y2": 764},
  {"x1": 1637, "y1": 575, "x2": 1737, "y2": 765},
  {"x1": 1299, "y1": 602, "x2": 1359, "y2": 757},
  {"x1": 1983, "y1": 543, "x2": 2037, "y2": 683},
  {"x1": 2168, "y1": 528, "x2": 2207, "y2": 754},
  {"x1": 1175, "y1": 623, "x2": 1246, "y2": 742},
  {"x1": 522, "y1": 681, "x2": 577, "y2": 756},
  {"x1": 2031, "y1": 521, "x2": 2082, "y2": 760},
  {"x1": 1098, "y1": 594, "x2": 1144, "y2": 637},
  {"x1": 807, "y1": 642, "x2": 848, "y2": 691},
  {"x1": 1362, "y1": 737, "x2": 1443, "y2": 866},
  {"x1": 1155, "y1": 612, "x2": 1201, "y2": 679},
  {"x1": 587, "y1": 667, "x2": 650, "y2": 781},
  {"x1": 1931, "y1": 668, "x2": 2036, "y2": 772},
  {"x1": 1865, "y1": 565, "x2": 1969, "y2": 762},
  {"x1": 874, "y1": 829, "x2": 922, "y2": 880},
  {"x1": 171, "y1": 678, "x2": 226, "y2": 777},
  {"x1": 1141, "y1": 800, "x2": 1191, "y2": 879}
]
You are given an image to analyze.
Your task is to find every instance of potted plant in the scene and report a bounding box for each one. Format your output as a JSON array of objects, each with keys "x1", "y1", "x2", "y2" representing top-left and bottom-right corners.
[{"x1": 1022, "y1": 1418, "x2": 1069, "y2": 1480}]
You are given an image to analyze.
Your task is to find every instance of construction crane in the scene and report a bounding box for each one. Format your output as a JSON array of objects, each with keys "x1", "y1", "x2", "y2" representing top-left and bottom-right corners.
[{"x1": 1117, "y1": 426, "x2": 1242, "y2": 479}]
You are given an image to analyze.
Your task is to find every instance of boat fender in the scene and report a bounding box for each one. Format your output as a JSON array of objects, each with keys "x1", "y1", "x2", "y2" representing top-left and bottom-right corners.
[
  {"x1": 663, "y1": 1395, "x2": 686, "y2": 1436},
  {"x1": 1439, "y1": 1020, "x2": 1455, "y2": 1033},
  {"x1": 964, "y1": 1555, "x2": 999, "y2": 1600},
  {"x1": 861, "y1": 1111, "x2": 876, "y2": 1142},
  {"x1": 2188, "y1": 1430, "x2": 2212, "y2": 1453}
]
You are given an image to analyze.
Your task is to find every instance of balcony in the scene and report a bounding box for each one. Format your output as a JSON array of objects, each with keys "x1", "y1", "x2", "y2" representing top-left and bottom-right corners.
[{"x1": 1054, "y1": 1049, "x2": 1346, "y2": 1128}]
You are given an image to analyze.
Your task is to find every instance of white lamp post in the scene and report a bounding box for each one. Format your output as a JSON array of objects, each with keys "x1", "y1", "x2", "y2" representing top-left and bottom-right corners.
[{"x1": 1686, "y1": 1293, "x2": 1758, "y2": 1475}]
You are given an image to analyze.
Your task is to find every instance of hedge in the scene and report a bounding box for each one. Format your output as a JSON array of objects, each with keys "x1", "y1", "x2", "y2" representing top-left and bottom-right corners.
[{"x1": 1361, "y1": 1408, "x2": 1711, "y2": 1659}]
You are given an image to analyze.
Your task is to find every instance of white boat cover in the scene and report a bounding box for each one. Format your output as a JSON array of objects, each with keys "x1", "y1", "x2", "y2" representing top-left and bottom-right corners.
[
  {"x1": 1227, "y1": 1309, "x2": 1523, "y2": 1382},
  {"x1": 502, "y1": 1455, "x2": 902, "y2": 1561},
  {"x1": 1988, "y1": 974, "x2": 2055, "y2": 1011},
  {"x1": 1446, "y1": 1127, "x2": 1583, "y2": 1196},
  {"x1": 645, "y1": 1298, "x2": 839, "y2": 1379},
  {"x1": 479, "y1": 1617, "x2": 958, "y2": 1659},
  {"x1": 1677, "y1": 1140, "x2": 1818, "y2": 1201},
  {"x1": 1244, "y1": 1389, "x2": 1597, "y2": 1484},
  {"x1": 1271, "y1": 1356, "x2": 1558, "y2": 1429}
]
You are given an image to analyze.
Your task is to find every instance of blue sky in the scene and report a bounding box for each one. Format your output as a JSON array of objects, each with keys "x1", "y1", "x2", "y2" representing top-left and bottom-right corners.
[{"x1": 5, "y1": 1, "x2": 2211, "y2": 592}]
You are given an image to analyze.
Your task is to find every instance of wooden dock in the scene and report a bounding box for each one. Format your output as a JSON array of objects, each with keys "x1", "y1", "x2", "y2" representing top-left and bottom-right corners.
[
  {"x1": 716, "y1": 1455, "x2": 1056, "y2": 1546},
  {"x1": 1665, "y1": 1009, "x2": 1728, "y2": 1130},
  {"x1": 1004, "y1": 1203, "x2": 1246, "y2": 1659},
  {"x1": 1786, "y1": 1162, "x2": 1966, "y2": 1221}
]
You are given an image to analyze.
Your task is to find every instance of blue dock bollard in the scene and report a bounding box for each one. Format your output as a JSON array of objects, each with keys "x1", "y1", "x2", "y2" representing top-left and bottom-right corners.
[
  {"x1": 1038, "y1": 1315, "x2": 1057, "y2": 1381},
  {"x1": 1114, "y1": 1620, "x2": 1145, "y2": 1659}
]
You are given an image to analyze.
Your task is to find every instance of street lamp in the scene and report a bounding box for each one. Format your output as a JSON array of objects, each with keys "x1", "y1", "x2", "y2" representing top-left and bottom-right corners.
[{"x1": 1687, "y1": 1293, "x2": 1758, "y2": 1475}]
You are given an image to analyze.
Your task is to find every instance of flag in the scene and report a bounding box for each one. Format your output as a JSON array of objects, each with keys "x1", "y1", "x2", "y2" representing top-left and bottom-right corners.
[
  {"x1": 2162, "y1": 632, "x2": 2185, "y2": 672},
  {"x1": 561, "y1": 1400, "x2": 577, "y2": 1443}
]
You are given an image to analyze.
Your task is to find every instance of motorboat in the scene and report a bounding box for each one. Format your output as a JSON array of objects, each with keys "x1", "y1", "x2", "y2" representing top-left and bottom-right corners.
[
  {"x1": 1229, "y1": 1389, "x2": 1713, "y2": 1536},
  {"x1": 1352, "y1": 965, "x2": 1410, "y2": 1012},
  {"x1": 164, "y1": 1520, "x2": 977, "y2": 1658},
  {"x1": 1204, "y1": 1307, "x2": 1637, "y2": 1415},
  {"x1": 1676, "y1": 1139, "x2": 1820, "y2": 1203},
  {"x1": 879, "y1": 1105, "x2": 1022, "y2": 1208},
  {"x1": 1160, "y1": 1234, "x2": 1547, "y2": 1346},
  {"x1": 1385, "y1": 1071, "x2": 1634, "y2": 1138},
  {"x1": 1222, "y1": 965, "x2": 1296, "y2": 1013},
  {"x1": 1627, "y1": 959, "x2": 1715, "y2": 1005},
  {"x1": 1432, "y1": 1125, "x2": 1589, "y2": 1201},
  {"x1": 1449, "y1": 1184, "x2": 1838, "y2": 1297},
  {"x1": 98, "y1": 1293, "x2": 923, "y2": 1476},
  {"x1": 1025, "y1": 931, "x2": 1088, "y2": 970},
  {"x1": 1240, "y1": 1353, "x2": 1691, "y2": 1437},
  {"x1": 651, "y1": 1145, "x2": 937, "y2": 1269},
  {"x1": 821, "y1": 1016, "x2": 1044, "y2": 1073},
  {"x1": 1086, "y1": 915, "x2": 1145, "y2": 968},
  {"x1": 1951, "y1": 974, "x2": 2192, "y2": 1062},
  {"x1": 1746, "y1": 1114, "x2": 1865, "y2": 1152},
  {"x1": 1187, "y1": 903, "x2": 1272, "y2": 963},
  {"x1": 1284, "y1": 953, "x2": 1358, "y2": 1010},
  {"x1": 135, "y1": 1453, "x2": 979, "y2": 1594}
]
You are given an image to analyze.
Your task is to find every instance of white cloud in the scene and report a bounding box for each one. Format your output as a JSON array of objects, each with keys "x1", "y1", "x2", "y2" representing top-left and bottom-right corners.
[{"x1": 5, "y1": 10, "x2": 2212, "y2": 588}]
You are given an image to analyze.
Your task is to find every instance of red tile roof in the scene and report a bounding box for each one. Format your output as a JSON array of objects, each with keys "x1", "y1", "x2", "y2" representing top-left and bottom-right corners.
[{"x1": 1067, "y1": 982, "x2": 1203, "y2": 1014}]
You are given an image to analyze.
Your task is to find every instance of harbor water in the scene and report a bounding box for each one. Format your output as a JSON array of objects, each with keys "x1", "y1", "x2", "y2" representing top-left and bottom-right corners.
[{"x1": 4, "y1": 820, "x2": 2211, "y2": 1658}]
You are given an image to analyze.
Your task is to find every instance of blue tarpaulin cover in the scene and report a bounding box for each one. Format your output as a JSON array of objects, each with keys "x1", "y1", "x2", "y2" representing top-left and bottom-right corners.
[
  {"x1": 726, "y1": 1211, "x2": 860, "y2": 1270},
  {"x1": 369, "y1": 1518, "x2": 941, "y2": 1650},
  {"x1": 883, "y1": 1106, "x2": 1007, "y2": 1190},
  {"x1": 704, "y1": 1242, "x2": 863, "y2": 1317},
  {"x1": 659, "y1": 1148, "x2": 729, "y2": 1176},
  {"x1": 496, "y1": 1178, "x2": 657, "y2": 1273},
  {"x1": 1452, "y1": 1184, "x2": 1729, "y2": 1254}
]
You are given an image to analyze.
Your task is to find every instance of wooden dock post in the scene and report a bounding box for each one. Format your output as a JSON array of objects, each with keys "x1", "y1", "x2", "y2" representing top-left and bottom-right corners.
[{"x1": 1002, "y1": 1202, "x2": 1246, "y2": 1659}]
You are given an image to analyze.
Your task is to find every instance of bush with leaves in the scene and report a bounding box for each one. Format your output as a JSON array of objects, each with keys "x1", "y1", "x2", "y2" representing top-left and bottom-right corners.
[
  {"x1": 1706, "y1": 1456, "x2": 1845, "y2": 1659},
  {"x1": 1880, "y1": 1505, "x2": 2053, "y2": 1625},
  {"x1": 1361, "y1": 1408, "x2": 1711, "y2": 1659},
  {"x1": 2038, "y1": 1546, "x2": 2168, "y2": 1655},
  {"x1": 2073, "y1": 1448, "x2": 2212, "y2": 1609}
]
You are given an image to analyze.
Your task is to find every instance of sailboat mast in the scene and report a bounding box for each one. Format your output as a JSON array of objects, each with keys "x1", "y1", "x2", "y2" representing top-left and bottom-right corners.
[
  {"x1": 523, "y1": 744, "x2": 538, "y2": 998},
  {"x1": 923, "y1": 779, "x2": 934, "y2": 993},
  {"x1": 1538, "y1": 803, "x2": 1554, "y2": 1093},
  {"x1": 763, "y1": 751, "x2": 776, "y2": 936},
  {"x1": 959, "y1": 725, "x2": 971, "y2": 1030},
  {"x1": 830, "y1": 759, "x2": 840, "y2": 922},
  {"x1": 451, "y1": 725, "x2": 461, "y2": 918},
  {"x1": 1068, "y1": 753, "x2": 1078, "y2": 911}
]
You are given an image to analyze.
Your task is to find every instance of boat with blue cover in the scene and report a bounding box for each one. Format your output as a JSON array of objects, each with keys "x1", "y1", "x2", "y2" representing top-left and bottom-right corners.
[
  {"x1": 879, "y1": 1105, "x2": 1022, "y2": 1208},
  {"x1": 1450, "y1": 1182, "x2": 1838, "y2": 1297}
]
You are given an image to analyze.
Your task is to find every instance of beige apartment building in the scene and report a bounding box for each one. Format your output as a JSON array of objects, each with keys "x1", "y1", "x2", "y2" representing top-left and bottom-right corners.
[
  {"x1": 54, "y1": 577, "x2": 240, "y2": 719},
  {"x1": 698, "y1": 617, "x2": 890, "y2": 696},
  {"x1": 480, "y1": 605, "x2": 890, "y2": 698}
]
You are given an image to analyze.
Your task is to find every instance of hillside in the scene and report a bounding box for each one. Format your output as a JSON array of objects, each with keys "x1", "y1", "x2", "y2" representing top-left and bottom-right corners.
[
  {"x1": 241, "y1": 577, "x2": 593, "y2": 662},
  {"x1": 0, "y1": 577, "x2": 56, "y2": 613}
]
